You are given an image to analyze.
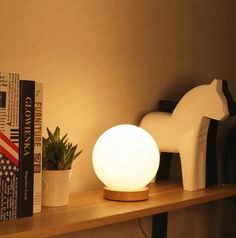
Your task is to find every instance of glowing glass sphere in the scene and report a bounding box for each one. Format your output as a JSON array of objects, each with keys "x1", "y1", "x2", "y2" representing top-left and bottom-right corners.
[{"x1": 92, "y1": 124, "x2": 160, "y2": 191}]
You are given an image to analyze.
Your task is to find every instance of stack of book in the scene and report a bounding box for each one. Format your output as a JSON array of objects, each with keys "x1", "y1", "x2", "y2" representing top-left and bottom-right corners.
[{"x1": 0, "y1": 72, "x2": 43, "y2": 221}]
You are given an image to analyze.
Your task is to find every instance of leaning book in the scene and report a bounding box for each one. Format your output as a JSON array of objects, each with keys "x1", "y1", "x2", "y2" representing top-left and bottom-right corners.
[
  {"x1": 18, "y1": 80, "x2": 35, "y2": 218},
  {"x1": 33, "y1": 82, "x2": 43, "y2": 213},
  {"x1": 0, "y1": 72, "x2": 20, "y2": 221}
]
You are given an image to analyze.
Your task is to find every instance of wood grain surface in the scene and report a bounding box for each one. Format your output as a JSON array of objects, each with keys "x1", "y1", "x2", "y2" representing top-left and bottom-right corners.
[{"x1": 1, "y1": 180, "x2": 236, "y2": 238}]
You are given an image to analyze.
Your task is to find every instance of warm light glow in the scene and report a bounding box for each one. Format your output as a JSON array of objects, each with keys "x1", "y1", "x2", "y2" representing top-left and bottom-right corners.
[{"x1": 92, "y1": 124, "x2": 160, "y2": 191}]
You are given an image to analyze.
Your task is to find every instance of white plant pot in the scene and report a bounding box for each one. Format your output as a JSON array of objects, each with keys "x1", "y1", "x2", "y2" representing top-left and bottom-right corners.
[{"x1": 42, "y1": 170, "x2": 72, "y2": 207}]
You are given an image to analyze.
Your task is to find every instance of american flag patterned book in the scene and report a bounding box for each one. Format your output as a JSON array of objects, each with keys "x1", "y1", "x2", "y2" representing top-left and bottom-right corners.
[{"x1": 0, "y1": 72, "x2": 20, "y2": 221}]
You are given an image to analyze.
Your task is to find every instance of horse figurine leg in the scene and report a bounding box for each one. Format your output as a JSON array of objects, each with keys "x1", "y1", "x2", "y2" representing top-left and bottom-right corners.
[{"x1": 179, "y1": 118, "x2": 210, "y2": 191}]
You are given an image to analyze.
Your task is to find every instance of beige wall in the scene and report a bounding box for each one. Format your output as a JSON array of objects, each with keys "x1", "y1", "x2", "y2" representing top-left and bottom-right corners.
[{"x1": 1, "y1": 0, "x2": 236, "y2": 237}]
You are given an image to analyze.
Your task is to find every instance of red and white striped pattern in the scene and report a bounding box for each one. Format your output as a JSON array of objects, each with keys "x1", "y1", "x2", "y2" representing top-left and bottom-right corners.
[{"x1": 0, "y1": 132, "x2": 19, "y2": 167}]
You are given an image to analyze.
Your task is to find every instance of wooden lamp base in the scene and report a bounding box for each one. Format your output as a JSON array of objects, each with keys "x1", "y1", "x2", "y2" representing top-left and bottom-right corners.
[{"x1": 103, "y1": 187, "x2": 149, "y2": 201}]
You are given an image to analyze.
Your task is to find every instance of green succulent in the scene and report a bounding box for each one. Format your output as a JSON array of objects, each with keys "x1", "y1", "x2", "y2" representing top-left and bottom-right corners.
[{"x1": 43, "y1": 127, "x2": 82, "y2": 170}]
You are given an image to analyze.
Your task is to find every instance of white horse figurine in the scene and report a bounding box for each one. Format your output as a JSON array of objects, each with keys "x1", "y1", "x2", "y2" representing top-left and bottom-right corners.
[{"x1": 140, "y1": 79, "x2": 229, "y2": 191}]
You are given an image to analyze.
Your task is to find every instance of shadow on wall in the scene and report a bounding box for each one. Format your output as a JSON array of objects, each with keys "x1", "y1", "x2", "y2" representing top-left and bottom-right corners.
[{"x1": 220, "y1": 113, "x2": 236, "y2": 185}]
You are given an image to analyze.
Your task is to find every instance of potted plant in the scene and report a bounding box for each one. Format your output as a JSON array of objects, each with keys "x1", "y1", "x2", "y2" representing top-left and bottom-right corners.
[{"x1": 42, "y1": 126, "x2": 82, "y2": 207}]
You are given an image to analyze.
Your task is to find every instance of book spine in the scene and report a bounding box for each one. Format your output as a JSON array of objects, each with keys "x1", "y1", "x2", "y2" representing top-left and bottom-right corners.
[
  {"x1": 0, "y1": 72, "x2": 20, "y2": 221},
  {"x1": 18, "y1": 80, "x2": 35, "y2": 217},
  {"x1": 33, "y1": 82, "x2": 43, "y2": 213}
]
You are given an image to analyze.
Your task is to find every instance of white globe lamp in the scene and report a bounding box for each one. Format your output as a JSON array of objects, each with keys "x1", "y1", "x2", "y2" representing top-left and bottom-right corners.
[{"x1": 92, "y1": 124, "x2": 160, "y2": 201}]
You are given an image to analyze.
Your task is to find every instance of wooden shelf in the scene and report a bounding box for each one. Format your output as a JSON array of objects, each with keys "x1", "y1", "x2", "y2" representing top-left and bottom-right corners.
[{"x1": 1, "y1": 180, "x2": 236, "y2": 238}]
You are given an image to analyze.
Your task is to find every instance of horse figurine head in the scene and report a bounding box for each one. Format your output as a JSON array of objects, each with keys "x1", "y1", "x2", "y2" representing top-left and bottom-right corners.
[
  {"x1": 172, "y1": 79, "x2": 230, "y2": 122},
  {"x1": 205, "y1": 79, "x2": 229, "y2": 121}
]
